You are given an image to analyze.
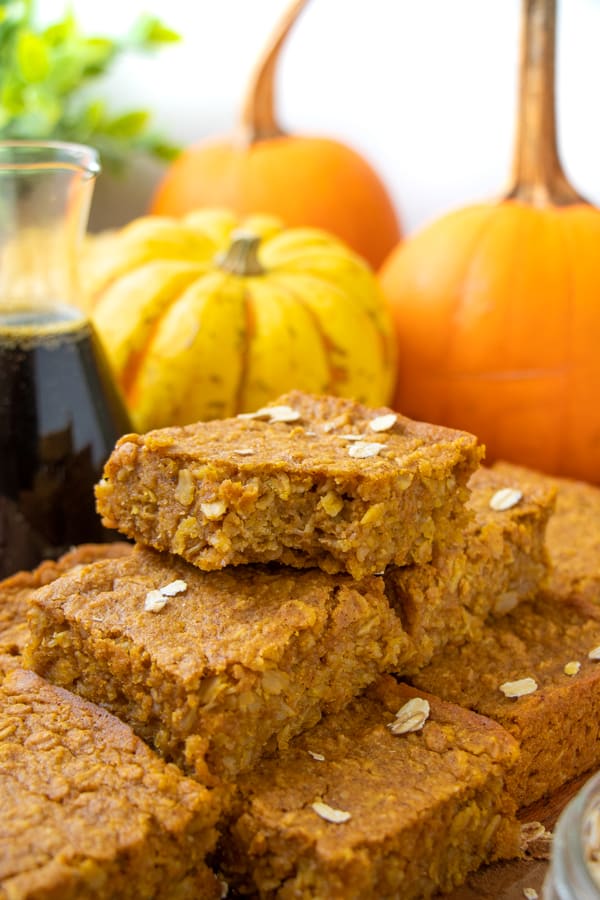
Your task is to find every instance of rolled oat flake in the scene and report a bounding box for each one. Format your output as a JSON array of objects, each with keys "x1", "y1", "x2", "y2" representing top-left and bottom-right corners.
[
  {"x1": 489, "y1": 487, "x2": 523, "y2": 511},
  {"x1": 144, "y1": 590, "x2": 169, "y2": 613},
  {"x1": 144, "y1": 579, "x2": 187, "y2": 612},
  {"x1": 369, "y1": 413, "x2": 397, "y2": 433},
  {"x1": 159, "y1": 579, "x2": 187, "y2": 597},
  {"x1": 237, "y1": 405, "x2": 301, "y2": 423},
  {"x1": 264, "y1": 405, "x2": 301, "y2": 423},
  {"x1": 348, "y1": 441, "x2": 386, "y2": 459},
  {"x1": 311, "y1": 801, "x2": 351, "y2": 824},
  {"x1": 499, "y1": 677, "x2": 538, "y2": 698},
  {"x1": 388, "y1": 697, "x2": 430, "y2": 735}
]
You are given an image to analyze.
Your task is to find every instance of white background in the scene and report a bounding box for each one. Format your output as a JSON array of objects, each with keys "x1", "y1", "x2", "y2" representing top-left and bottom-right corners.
[{"x1": 43, "y1": 0, "x2": 600, "y2": 240}]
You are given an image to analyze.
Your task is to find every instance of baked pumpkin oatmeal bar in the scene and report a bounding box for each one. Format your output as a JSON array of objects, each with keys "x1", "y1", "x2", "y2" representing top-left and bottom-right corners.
[
  {"x1": 409, "y1": 589, "x2": 600, "y2": 807},
  {"x1": 387, "y1": 463, "x2": 555, "y2": 672},
  {"x1": 218, "y1": 676, "x2": 521, "y2": 900},
  {"x1": 407, "y1": 463, "x2": 600, "y2": 807},
  {"x1": 95, "y1": 391, "x2": 483, "y2": 578},
  {"x1": 0, "y1": 542, "x2": 132, "y2": 670},
  {"x1": 492, "y1": 461, "x2": 600, "y2": 604},
  {"x1": 25, "y1": 545, "x2": 409, "y2": 785},
  {"x1": 0, "y1": 666, "x2": 221, "y2": 900}
]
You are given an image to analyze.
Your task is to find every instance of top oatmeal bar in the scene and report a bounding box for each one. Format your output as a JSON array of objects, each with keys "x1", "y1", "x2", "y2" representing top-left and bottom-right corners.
[{"x1": 96, "y1": 391, "x2": 483, "y2": 578}]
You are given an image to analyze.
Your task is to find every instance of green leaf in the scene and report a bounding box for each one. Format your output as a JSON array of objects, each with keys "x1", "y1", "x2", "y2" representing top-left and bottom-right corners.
[
  {"x1": 127, "y1": 14, "x2": 180, "y2": 49},
  {"x1": 0, "y1": 1, "x2": 31, "y2": 28},
  {"x1": 59, "y1": 97, "x2": 107, "y2": 142},
  {"x1": 77, "y1": 98, "x2": 106, "y2": 133},
  {"x1": 0, "y1": 1, "x2": 180, "y2": 170},
  {"x1": 1, "y1": 80, "x2": 26, "y2": 117},
  {"x1": 46, "y1": 53, "x2": 87, "y2": 95},
  {"x1": 78, "y1": 37, "x2": 116, "y2": 74},
  {"x1": 43, "y1": 11, "x2": 76, "y2": 47},
  {"x1": 136, "y1": 133, "x2": 181, "y2": 162},
  {"x1": 16, "y1": 30, "x2": 50, "y2": 82},
  {"x1": 103, "y1": 110, "x2": 150, "y2": 139}
]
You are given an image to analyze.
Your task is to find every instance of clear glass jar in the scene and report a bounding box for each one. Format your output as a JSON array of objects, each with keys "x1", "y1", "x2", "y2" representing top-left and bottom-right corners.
[
  {"x1": 0, "y1": 141, "x2": 130, "y2": 577},
  {"x1": 544, "y1": 771, "x2": 600, "y2": 899}
]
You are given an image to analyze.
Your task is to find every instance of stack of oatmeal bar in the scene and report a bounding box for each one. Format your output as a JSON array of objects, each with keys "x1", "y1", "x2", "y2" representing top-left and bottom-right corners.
[{"x1": 2, "y1": 389, "x2": 600, "y2": 899}]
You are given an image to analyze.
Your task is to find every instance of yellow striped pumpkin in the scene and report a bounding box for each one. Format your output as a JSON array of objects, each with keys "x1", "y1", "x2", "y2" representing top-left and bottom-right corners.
[{"x1": 86, "y1": 209, "x2": 396, "y2": 432}]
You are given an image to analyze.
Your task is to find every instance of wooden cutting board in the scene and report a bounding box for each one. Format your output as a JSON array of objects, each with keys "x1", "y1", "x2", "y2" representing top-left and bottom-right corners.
[{"x1": 447, "y1": 773, "x2": 591, "y2": 899}]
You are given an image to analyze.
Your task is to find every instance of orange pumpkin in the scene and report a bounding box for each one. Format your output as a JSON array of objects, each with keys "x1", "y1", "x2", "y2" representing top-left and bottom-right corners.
[
  {"x1": 380, "y1": 0, "x2": 600, "y2": 484},
  {"x1": 150, "y1": 0, "x2": 400, "y2": 270}
]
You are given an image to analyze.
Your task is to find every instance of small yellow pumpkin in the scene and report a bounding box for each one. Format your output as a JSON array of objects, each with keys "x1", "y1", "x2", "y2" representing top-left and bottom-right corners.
[{"x1": 86, "y1": 209, "x2": 397, "y2": 432}]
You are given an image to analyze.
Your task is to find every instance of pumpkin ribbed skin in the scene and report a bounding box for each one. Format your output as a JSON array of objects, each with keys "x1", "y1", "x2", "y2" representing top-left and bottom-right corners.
[
  {"x1": 88, "y1": 209, "x2": 397, "y2": 432},
  {"x1": 379, "y1": 201, "x2": 600, "y2": 483}
]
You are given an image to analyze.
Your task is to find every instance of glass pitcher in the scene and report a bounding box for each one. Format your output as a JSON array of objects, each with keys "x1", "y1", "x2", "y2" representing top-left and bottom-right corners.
[{"x1": 0, "y1": 141, "x2": 131, "y2": 578}]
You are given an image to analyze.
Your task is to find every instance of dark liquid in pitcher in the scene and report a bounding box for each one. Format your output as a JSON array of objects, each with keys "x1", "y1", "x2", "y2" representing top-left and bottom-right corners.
[{"x1": 0, "y1": 305, "x2": 130, "y2": 577}]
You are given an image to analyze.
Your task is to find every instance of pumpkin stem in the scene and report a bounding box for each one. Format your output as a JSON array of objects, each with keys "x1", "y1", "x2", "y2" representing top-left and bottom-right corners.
[
  {"x1": 238, "y1": 0, "x2": 310, "y2": 144},
  {"x1": 505, "y1": 0, "x2": 587, "y2": 206},
  {"x1": 217, "y1": 231, "x2": 265, "y2": 277}
]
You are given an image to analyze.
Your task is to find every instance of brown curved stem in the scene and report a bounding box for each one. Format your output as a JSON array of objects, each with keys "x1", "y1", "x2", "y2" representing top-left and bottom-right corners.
[
  {"x1": 238, "y1": 0, "x2": 311, "y2": 144},
  {"x1": 504, "y1": 0, "x2": 587, "y2": 206},
  {"x1": 217, "y1": 232, "x2": 265, "y2": 276}
]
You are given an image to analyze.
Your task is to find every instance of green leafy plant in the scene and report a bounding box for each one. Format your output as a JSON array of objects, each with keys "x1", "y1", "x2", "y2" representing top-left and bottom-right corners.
[{"x1": 0, "y1": 0, "x2": 181, "y2": 170}]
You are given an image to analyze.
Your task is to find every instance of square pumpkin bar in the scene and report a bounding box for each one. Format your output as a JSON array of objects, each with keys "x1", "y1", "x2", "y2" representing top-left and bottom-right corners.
[
  {"x1": 218, "y1": 676, "x2": 521, "y2": 900},
  {"x1": 25, "y1": 546, "x2": 408, "y2": 785},
  {"x1": 410, "y1": 463, "x2": 600, "y2": 807},
  {"x1": 0, "y1": 542, "x2": 132, "y2": 671},
  {"x1": 0, "y1": 667, "x2": 221, "y2": 900},
  {"x1": 410, "y1": 589, "x2": 600, "y2": 807},
  {"x1": 388, "y1": 462, "x2": 555, "y2": 672},
  {"x1": 95, "y1": 391, "x2": 483, "y2": 578},
  {"x1": 492, "y1": 461, "x2": 600, "y2": 605}
]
